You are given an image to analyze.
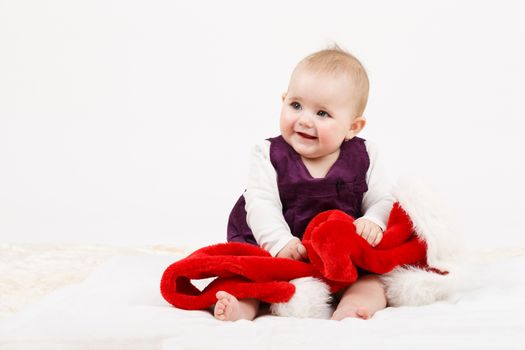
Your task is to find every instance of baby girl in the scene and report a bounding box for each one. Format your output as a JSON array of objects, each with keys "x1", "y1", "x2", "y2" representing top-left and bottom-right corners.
[{"x1": 217, "y1": 45, "x2": 394, "y2": 321}]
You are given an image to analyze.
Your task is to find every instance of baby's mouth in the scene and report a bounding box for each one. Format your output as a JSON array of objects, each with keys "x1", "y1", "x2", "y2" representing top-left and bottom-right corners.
[{"x1": 297, "y1": 132, "x2": 317, "y2": 140}]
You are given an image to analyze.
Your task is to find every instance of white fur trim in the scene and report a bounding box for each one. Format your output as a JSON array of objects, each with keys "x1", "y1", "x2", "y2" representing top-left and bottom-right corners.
[
  {"x1": 270, "y1": 277, "x2": 333, "y2": 319},
  {"x1": 393, "y1": 177, "x2": 465, "y2": 269},
  {"x1": 383, "y1": 177, "x2": 467, "y2": 306},
  {"x1": 381, "y1": 266, "x2": 463, "y2": 306}
]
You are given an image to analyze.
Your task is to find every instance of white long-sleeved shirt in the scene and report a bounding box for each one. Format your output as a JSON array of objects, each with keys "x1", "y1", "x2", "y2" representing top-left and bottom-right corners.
[{"x1": 243, "y1": 139, "x2": 395, "y2": 257}]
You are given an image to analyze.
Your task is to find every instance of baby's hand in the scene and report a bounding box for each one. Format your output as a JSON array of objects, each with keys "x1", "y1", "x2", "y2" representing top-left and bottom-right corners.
[
  {"x1": 276, "y1": 238, "x2": 308, "y2": 261},
  {"x1": 353, "y1": 218, "x2": 383, "y2": 247}
]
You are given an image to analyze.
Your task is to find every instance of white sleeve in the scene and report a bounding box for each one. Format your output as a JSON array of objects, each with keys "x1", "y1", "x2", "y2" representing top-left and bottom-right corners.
[
  {"x1": 361, "y1": 140, "x2": 395, "y2": 231},
  {"x1": 244, "y1": 140, "x2": 296, "y2": 257}
]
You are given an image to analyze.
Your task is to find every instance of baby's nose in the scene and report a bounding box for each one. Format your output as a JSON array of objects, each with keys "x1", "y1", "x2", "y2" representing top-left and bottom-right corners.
[{"x1": 298, "y1": 113, "x2": 314, "y2": 127}]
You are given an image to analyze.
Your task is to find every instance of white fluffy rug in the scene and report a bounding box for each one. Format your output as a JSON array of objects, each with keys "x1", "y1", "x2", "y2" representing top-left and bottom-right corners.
[
  {"x1": 0, "y1": 243, "x2": 185, "y2": 320},
  {"x1": 1, "y1": 244, "x2": 524, "y2": 349}
]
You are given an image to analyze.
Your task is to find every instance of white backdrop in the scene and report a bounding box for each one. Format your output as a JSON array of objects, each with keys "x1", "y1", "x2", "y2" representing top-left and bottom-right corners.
[{"x1": 1, "y1": 0, "x2": 524, "y2": 250}]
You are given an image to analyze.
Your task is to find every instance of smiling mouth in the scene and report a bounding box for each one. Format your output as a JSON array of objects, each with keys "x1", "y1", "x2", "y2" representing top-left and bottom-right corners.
[{"x1": 297, "y1": 132, "x2": 317, "y2": 140}]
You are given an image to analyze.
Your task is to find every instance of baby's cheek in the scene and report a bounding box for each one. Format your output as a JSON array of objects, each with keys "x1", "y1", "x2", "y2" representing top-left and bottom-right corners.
[
  {"x1": 279, "y1": 115, "x2": 295, "y2": 135},
  {"x1": 318, "y1": 126, "x2": 342, "y2": 146}
]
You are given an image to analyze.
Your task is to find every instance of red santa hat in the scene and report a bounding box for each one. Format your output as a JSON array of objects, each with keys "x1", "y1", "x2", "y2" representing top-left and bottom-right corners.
[{"x1": 160, "y1": 179, "x2": 464, "y2": 318}]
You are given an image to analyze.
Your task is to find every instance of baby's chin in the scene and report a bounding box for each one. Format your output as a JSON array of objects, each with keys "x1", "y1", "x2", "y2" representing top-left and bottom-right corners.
[
  {"x1": 289, "y1": 141, "x2": 324, "y2": 159},
  {"x1": 293, "y1": 142, "x2": 343, "y2": 161},
  {"x1": 281, "y1": 132, "x2": 325, "y2": 157}
]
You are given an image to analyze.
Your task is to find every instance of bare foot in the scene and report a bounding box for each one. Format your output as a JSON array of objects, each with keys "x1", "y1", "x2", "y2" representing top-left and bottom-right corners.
[
  {"x1": 331, "y1": 304, "x2": 372, "y2": 321},
  {"x1": 331, "y1": 275, "x2": 386, "y2": 321},
  {"x1": 214, "y1": 291, "x2": 243, "y2": 321}
]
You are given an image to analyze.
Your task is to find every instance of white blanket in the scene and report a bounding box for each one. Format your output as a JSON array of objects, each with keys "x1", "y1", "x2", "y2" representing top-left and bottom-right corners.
[{"x1": 1, "y1": 250, "x2": 524, "y2": 350}]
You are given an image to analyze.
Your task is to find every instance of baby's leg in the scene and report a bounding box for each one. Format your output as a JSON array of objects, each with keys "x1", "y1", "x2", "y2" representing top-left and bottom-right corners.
[
  {"x1": 331, "y1": 274, "x2": 387, "y2": 321},
  {"x1": 214, "y1": 291, "x2": 260, "y2": 321}
]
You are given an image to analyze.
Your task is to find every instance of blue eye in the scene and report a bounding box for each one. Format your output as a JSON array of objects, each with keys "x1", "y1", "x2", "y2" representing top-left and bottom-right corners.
[
  {"x1": 290, "y1": 102, "x2": 302, "y2": 110},
  {"x1": 317, "y1": 110, "x2": 330, "y2": 118}
]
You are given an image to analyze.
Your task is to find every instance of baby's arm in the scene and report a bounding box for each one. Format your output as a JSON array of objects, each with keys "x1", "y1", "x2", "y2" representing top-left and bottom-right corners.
[
  {"x1": 357, "y1": 141, "x2": 396, "y2": 246},
  {"x1": 244, "y1": 141, "x2": 304, "y2": 259}
]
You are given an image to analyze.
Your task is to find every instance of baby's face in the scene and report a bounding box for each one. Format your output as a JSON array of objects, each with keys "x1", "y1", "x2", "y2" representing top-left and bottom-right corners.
[{"x1": 280, "y1": 67, "x2": 364, "y2": 160}]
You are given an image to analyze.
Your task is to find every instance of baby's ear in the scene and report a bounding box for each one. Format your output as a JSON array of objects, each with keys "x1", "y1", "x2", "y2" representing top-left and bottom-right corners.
[
  {"x1": 346, "y1": 116, "x2": 366, "y2": 140},
  {"x1": 281, "y1": 92, "x2": 287, "y2": 102}
]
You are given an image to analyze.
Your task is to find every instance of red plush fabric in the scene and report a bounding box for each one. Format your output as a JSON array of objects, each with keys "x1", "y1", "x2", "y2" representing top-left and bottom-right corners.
[{"x1": 161, "y1": 203, "x2": 427, "y2": 310}]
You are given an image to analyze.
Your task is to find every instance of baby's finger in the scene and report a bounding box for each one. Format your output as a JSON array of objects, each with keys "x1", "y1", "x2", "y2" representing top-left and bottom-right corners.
[
  {"x1": 366, "y1": 227, "x2": 378, "y2": 244},
  {"x1": 291, "y1": 250, "x2": 304, "y2": 261},
  {"x1": 278, "y1": 248, "x2": 293, "y2": 260},
  {"x1": 289, "y1": 243, "x2": 300, "y2": 260},
  {"x1": 297, "y1": 243, "x2": 307, "y2": 259},
  {"x1": 371, "y1": 231, "x2": 383, "y2": 247},
  {"x1": 366, "y1": 232, "x2": 376, "y2": 246},
  {"x1": 360, "y1": 222, "x2": 372, "y2": 241},
  {"x1": 353, "y1": 220, "x2": 363, "y2": 235}
]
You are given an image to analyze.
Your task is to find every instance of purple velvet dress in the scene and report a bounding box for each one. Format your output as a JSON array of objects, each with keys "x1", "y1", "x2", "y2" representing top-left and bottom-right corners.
[{"x1": 227, "y1": 135, "x2": 370, "y2": 245}]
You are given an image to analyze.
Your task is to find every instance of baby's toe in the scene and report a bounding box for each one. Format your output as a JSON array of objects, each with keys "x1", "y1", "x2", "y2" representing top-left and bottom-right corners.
[
  {"x1": 216, "y1": 291, "x2": 231, "y2": 300},
  {"x1": 214, "y1": 302, "x2": 227, "y2": 319},
  {"x1": 356, "y1": 307, "x2": 371, "y2": 320}
]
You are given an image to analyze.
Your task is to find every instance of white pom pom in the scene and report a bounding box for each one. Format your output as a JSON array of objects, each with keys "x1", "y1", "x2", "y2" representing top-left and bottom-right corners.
[{"x1": 269, "y1": 277, "x2": 333, "y2": 319}]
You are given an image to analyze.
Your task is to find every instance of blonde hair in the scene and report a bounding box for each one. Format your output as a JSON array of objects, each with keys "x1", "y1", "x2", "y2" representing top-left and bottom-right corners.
[{"x1": 296, "y1": 44, "x2": 369, "y2": 117}]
